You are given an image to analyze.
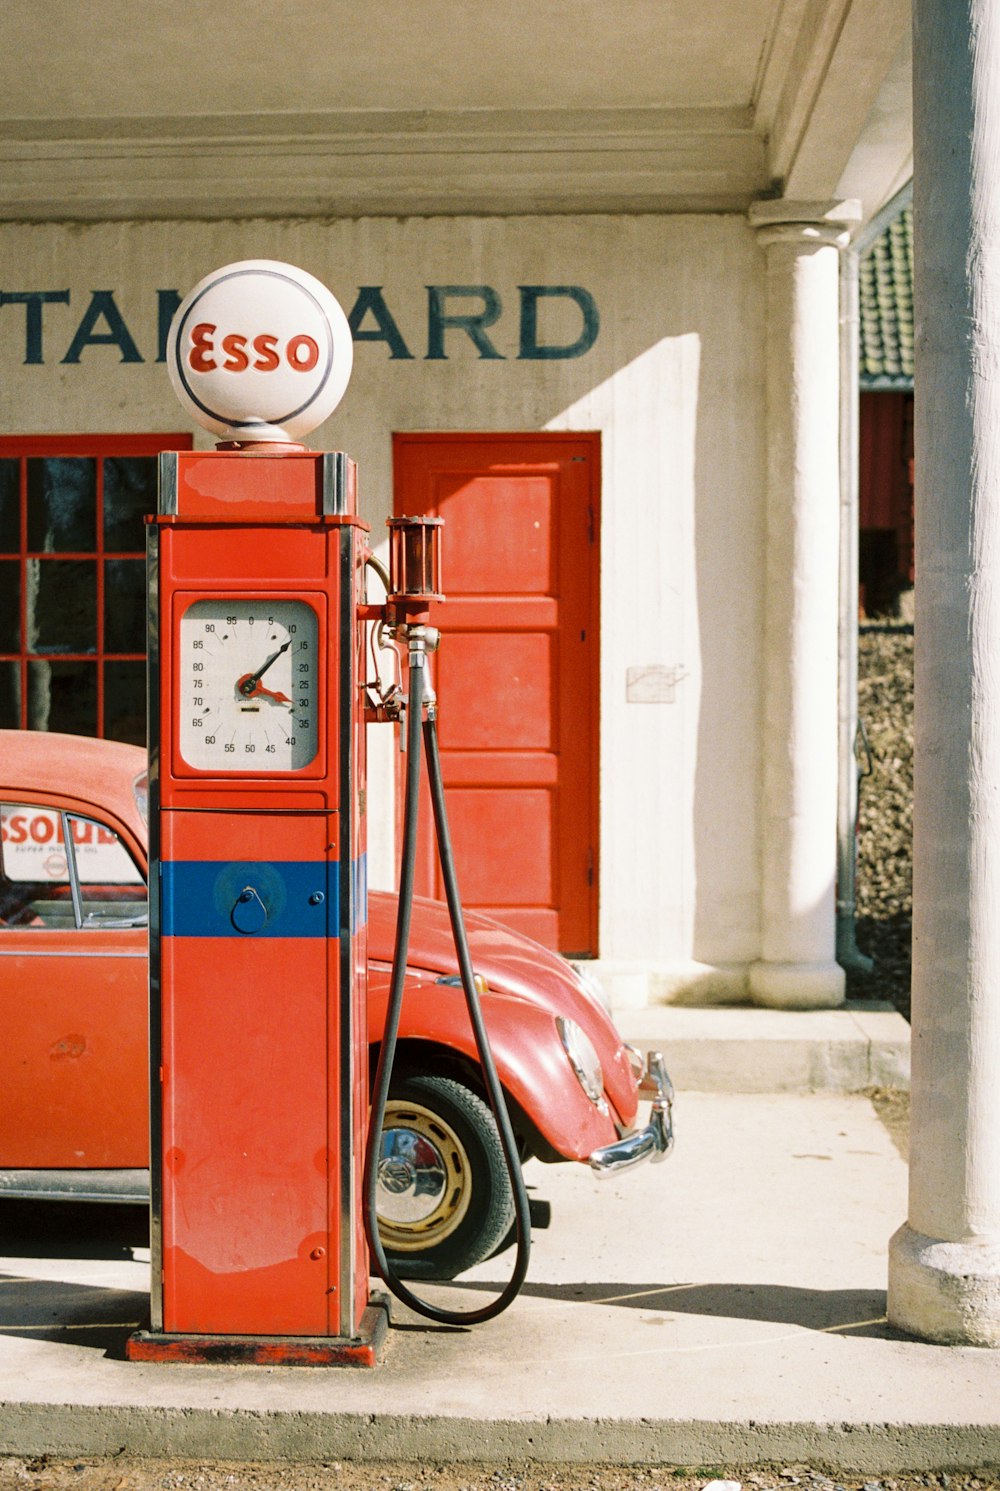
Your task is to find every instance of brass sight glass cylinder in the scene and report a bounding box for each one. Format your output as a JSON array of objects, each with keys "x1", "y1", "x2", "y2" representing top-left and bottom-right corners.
[{"x1": 387, "y1": 516, "x2": 444, "y2": 607}]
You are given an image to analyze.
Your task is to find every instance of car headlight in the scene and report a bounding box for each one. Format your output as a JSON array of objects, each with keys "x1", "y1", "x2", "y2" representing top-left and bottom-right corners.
[
  {"x1": 132, "y1": 770, "x2": 149, "y2": 825},
  {"x1": 557, "y1": 1016, "x2": 608, "y2": 1110}
]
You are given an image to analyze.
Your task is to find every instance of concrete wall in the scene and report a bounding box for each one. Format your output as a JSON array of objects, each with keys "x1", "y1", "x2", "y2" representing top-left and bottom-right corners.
[{"x1": 0, "y1": 214, "x2": 766, "y2": 1006}]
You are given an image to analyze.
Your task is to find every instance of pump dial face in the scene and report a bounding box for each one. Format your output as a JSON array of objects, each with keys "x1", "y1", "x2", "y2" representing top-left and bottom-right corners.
[{"x1": 178, "y1": 598, "x2": 320, "y2": 771}]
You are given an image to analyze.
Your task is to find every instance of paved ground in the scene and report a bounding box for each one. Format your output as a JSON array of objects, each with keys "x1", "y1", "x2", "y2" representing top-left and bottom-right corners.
[{"x1": 1, "y1": 1009, "x2": 998, "y2": 1472}]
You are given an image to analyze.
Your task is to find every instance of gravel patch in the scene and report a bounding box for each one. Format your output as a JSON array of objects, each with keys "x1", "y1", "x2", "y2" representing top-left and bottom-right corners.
[
  {"x1": 844, "y1": 626, "x2": 913, "y2": 1020},
  {"x1": 2, "y1": 1465, "x2": 998, "y2": 1491}
]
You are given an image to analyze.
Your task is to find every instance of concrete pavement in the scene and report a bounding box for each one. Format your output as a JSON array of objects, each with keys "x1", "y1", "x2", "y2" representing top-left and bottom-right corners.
[
  {"x1": 4, "y1": 1005, "x2": 999, "y2": 1473},
  {"x1": 618, "y1": 1003, "x2": 910, "y2": 1093}
]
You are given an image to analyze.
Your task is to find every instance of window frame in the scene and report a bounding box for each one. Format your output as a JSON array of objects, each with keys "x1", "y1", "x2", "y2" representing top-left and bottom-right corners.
[
  {"x1": 0, "y1": 799, "x2": 148, "y2": 932},
  {"x1": 0, "y1": 433, "x2": 192, "y2": 738}
]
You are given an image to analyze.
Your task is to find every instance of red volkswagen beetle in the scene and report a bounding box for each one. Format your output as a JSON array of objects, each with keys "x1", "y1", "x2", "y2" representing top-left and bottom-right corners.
[{"x1": 0, "y1": 731, "x2": 672, "y2": 1278}]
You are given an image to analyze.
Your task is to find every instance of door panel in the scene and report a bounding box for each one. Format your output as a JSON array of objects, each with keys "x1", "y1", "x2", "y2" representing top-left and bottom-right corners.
[
  {"x1": 436, "y1": 632, "x2": 554, "y2": 750},
  {"x1": 393, "y1": 433, "x2": 599, "y2": 957},
  {"x1": 0, "y1": 933, "x2": 147, "y2": 1167},
  {"x1": 0, "y1": 800, "x2": 148, "y2": 1167}
]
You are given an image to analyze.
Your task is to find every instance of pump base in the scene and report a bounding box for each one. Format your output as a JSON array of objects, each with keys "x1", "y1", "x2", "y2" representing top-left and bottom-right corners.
[{"x1": 126, "y1": 1297, "x2": 390, "y2": 1368}]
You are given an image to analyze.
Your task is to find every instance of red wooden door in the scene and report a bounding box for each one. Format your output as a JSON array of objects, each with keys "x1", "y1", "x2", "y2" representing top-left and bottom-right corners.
[{"x1": 393, "y1": 433, "x2": 599, "y2": 957}]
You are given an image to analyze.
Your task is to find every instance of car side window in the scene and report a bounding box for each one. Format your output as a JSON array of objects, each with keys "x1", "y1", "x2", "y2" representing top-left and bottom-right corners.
[{"x1": 0, "y1": 803, "x2": 146, "y2": 929}]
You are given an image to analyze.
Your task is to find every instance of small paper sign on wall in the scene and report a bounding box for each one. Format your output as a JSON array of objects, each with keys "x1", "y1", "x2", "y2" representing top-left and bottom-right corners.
[{"x1": 625, "y1": 665, "x2": 687, "y2": 703}]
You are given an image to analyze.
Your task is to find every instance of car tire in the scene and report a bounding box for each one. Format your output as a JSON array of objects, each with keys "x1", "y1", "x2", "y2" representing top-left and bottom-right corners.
[{"x1": 377, "y1": 1073, "x2": 516, "y2": 1281}]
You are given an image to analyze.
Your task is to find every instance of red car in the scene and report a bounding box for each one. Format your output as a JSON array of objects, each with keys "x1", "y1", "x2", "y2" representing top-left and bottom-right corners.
[{"x1": 0, "y1": 730, "x2": 672, "y2": 1278}]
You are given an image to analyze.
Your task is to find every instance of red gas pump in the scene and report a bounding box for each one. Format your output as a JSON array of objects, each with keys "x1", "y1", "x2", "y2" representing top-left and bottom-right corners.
[
  {"x1": 127, "y1": 260, "x2": 529, "y2": 1367},
  {"x1": 125, "y1": 262, "x2": 382, "y2": 1364}
]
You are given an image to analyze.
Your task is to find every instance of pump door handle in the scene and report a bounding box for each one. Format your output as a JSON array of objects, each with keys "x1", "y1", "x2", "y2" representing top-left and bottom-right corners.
[{"x1": 231, "y1": 885, "x2": 269, "y2": 935}]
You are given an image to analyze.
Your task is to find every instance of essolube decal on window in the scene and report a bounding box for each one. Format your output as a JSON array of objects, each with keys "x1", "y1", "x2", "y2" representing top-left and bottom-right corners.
[{"x1": 0, "y1": 806, "x2": 141, "y2": 884}]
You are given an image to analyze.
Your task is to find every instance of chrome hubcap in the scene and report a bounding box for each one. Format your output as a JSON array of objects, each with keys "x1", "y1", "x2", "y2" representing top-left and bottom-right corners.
[
  {"x1": 376, "y1": 1098, "x2": 471, "y2": 1250},
  {"x1": 377, "y1": 1132, "x2": 447, "y2": 1222}
]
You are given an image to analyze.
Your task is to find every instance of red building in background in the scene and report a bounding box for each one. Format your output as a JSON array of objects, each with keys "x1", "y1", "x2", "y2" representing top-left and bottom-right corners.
[{"x1": 859, "y1": 204, "x2": 914, "y2": 616}]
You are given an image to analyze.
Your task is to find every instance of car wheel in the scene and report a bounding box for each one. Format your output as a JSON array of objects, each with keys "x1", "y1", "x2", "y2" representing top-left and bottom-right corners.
[{"x1": 376, "y1": 1073, "x2": 516, "y2": 1281}]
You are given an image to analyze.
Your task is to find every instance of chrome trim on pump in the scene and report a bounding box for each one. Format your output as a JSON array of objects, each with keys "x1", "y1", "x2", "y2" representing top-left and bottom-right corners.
[
  {"x1": 158, "y1": 451, "x2": 178, "y2": 516},
  {"x1": 146, "y1": 518, "x2": 164, "y2": 1332},
  {"x1": 337, "y1": 523, "x2": 357, "y2": 1331},
  {"x1": 588, "y1": 1050, "x2": 674, "y2": 1177},
  {"x1": 322, "y1": 451, "x2": 351, "y2": 515}
]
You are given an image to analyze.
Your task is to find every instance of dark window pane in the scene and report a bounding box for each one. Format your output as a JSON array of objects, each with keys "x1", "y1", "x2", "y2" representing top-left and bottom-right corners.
[
  {"x1": 28, "y1": 660, "x2": 97, "y2": 735},
  {"x1": 26, "y1": 559, "x2": 96, "y2": 654},
  {"x1": 105, "y1": 660, "x2": 146, "y2": 745},
  {"x1": 104, "y1": 560, "x2": 147, "y2": 653},
  {"x1": 0, "y1": 662, "x2": 21, "y2": 727},
  {"x1": 104, "y1": 456, "x2": 156, "y2": 552},
  {"x1": 0, "y1": 560, "x2": 20, "y2": 650},
  {"x1": 27, "y1": 457, "x2": 96, "y2": 553},
  {"x1": 0, "y1": 460, "x2": 19, "y2": 552}
]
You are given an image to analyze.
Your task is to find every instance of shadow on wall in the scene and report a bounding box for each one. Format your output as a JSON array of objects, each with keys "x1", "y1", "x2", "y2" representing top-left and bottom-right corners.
[
  {"x1": 546, "y1": 332, "x2": 704, "y2": 967},
  {"x1": 543, "y1": 327, "x2": 766, "y2": 980}
]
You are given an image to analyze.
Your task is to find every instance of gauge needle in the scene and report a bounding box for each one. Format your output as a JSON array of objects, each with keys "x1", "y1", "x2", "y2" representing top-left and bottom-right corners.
[
  {"x1": 236, "y1": 638, "x2": 294, "y2": 706},
  {"x1": 238, "y1": 679, "x2": 293, "y2": 707}
]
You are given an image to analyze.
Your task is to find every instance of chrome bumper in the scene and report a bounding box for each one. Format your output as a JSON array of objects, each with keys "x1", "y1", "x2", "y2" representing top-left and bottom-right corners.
[{"x1": 588, "y1": 1049, "x2": 675, "y2": 1177}]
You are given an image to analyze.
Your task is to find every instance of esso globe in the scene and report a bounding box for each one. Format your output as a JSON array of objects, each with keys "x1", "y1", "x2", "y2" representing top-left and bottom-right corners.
[{"x1": 166, "y1": 259, "x2": 354, "y2": 443}]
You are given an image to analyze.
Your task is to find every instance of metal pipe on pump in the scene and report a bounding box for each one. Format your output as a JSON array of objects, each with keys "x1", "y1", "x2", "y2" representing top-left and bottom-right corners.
[{"x1": 362, "y1": 517, "x2": 532, "y2": 1325}]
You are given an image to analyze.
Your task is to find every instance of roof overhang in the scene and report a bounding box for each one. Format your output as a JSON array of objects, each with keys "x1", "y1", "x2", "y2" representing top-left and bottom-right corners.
[{"x1": 0, "y1": 0, "x2": 912, "y2": 222}]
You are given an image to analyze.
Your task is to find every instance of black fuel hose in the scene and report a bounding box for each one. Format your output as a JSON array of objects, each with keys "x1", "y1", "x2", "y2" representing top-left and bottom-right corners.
[{"x1": 362, "y1": 655, "x2": 532, "y2": 1324}]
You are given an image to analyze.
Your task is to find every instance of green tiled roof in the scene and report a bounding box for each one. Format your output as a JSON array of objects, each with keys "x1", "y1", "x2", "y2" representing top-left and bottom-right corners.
[{"x1": 860, "y1": 205, "x2": 913, "y2": 388}]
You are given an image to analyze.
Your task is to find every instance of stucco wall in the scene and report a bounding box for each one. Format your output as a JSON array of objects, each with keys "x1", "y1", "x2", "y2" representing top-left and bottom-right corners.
[{"x1": 0, "y1": 214, "x2": 766, "y2": 1004}]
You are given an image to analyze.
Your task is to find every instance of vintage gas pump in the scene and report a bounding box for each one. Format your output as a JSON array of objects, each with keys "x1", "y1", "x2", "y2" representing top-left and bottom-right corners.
[
  {"x1": 128, "y1": 260, "x2": 530, "y2": 1367},
  {"x1": 127, "y1": 261, "x2": 383, "y2": 1365}
]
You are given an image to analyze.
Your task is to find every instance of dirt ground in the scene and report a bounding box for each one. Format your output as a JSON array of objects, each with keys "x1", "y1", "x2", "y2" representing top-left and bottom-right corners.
[
  {"x1": 848, "y1": 627, "x2": 913, "y2": 1019},
  {"x1": 2, "y1": 1463, "x2": 999, "y2": 1491}
]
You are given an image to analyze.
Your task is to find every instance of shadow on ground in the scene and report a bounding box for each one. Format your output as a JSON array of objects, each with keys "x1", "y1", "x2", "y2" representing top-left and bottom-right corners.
[
  {"x1": 0, "y1": 1273, "x2": 146, "y2": 1357},
  {"x1": 0, "y1": 1201, "x2": 149, "y2": 1358},
  {"x1": 0, "y1": 1199, "x2": 148, "y2": 1261},
  {"x1": 1, "y1": 1203, "x2": 904, "y2": 1355},
  {"x1": 454, "y1": 1279, "x2": 901, "y2": 1337}
]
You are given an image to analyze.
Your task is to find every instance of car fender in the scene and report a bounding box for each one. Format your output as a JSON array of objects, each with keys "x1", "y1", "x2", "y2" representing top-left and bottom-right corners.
[
  {"x1": 369, "y1": 891, "x2": 639, "y2": 1129},
  {"x1": 367, "y1": 969, "x2": 621, "y2": 1162}
]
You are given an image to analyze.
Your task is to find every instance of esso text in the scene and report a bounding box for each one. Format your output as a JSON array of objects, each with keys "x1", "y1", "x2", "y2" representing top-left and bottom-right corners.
[{"x1": 187, "y1": 322, "x2": 321, "y2": 374}]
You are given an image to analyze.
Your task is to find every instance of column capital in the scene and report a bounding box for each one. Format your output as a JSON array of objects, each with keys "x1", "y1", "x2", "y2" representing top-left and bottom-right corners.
[{"x1": 748, "y1": 198, "x2": 862, "y2": 249}]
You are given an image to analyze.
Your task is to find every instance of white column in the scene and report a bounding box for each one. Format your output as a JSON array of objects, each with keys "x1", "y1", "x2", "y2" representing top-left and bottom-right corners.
[
  {"x1": 747, "y1": 200, "x2": 860, "y2": 1010},
  {"x1": 888, "y1": 0, "x2": 1000, "y2": 1346}
]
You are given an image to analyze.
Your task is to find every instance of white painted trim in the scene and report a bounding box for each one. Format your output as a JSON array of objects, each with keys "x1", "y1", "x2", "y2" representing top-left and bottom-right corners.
[
  {"x1": 776, "y1": 0, "x2": 912, "y2": 198},
  {"x1": 0, "y1": 108, "x2": 769, "y2": 221}
]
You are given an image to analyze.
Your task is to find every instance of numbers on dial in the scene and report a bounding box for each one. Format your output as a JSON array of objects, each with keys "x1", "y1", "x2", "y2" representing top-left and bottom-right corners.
[{"x1": 178, "y1": 598, "x2": 319, "y2": 771}]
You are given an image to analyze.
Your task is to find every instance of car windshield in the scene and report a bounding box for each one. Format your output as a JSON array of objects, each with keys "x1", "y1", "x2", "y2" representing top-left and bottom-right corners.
[{"x1": 132, "y1": 770, "x2": 148, "y2": 826}]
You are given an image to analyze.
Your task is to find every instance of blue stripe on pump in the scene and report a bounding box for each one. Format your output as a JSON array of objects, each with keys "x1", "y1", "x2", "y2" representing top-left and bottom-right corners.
[{"x1": 161, "y1": 860, "x2": 340, "y2": 939}]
